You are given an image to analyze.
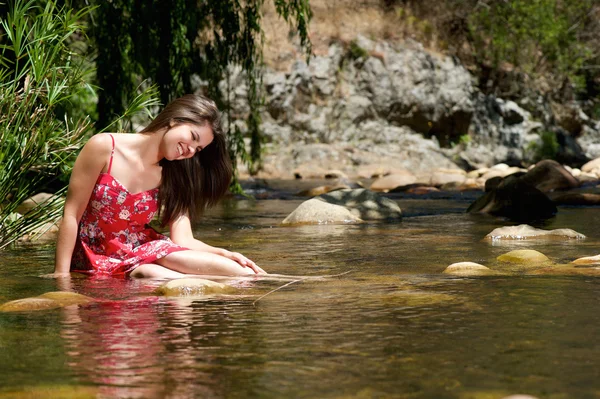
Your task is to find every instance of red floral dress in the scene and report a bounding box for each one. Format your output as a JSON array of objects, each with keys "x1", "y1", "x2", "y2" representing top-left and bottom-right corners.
[{"x1": 71, "y1": 134, "x2": 189, "y2": 276}]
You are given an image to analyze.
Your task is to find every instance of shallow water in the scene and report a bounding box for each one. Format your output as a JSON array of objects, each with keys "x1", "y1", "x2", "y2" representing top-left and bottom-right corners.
[{"x1": 2, "y1": 186, "x2": 600, "y2": 398}]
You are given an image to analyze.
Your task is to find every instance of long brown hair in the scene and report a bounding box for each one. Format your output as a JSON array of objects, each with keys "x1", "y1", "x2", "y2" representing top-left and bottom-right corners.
[{"x1": 141, "y1": 94, "x2": 232, "y2": 226}]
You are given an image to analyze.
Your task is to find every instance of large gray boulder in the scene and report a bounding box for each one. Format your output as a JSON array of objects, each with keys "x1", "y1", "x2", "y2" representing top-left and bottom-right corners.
[{"x1": 282, "y1": 189, "x2": 402, "y2": 225}]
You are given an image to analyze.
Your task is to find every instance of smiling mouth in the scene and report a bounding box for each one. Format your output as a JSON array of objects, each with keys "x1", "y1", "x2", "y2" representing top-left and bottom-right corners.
[{"x1": 178, "y1": 143, "x2": 184, "y2": 156}]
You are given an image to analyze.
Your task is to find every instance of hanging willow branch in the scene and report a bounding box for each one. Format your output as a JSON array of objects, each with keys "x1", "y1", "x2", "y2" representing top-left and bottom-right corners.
[{"x1": 91, "y1": 0, "x2": 312, "y2": 177}]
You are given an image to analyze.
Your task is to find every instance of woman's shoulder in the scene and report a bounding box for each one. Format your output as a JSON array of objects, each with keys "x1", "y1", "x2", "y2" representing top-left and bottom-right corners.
[{"x1": 83, "y1": 133, "x2": 115, "y2": 152}]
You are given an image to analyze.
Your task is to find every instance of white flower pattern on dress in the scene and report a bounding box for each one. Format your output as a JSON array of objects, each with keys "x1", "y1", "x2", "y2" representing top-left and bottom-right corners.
[{"x1": 71, "y1": 173, "x2": 188, "y2": 276}]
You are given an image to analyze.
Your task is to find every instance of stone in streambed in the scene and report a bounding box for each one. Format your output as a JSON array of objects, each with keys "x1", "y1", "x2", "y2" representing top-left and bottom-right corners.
[
  {"x1": 0, "y1": 298, "x2": 61, "y2": 312},
  {"x1": 572, "y1": 254, "x2": 600, "y2": 265},
  {"x1": 282, "y1": 189, "x2": 401, "y2": 225},
  {"x1": 282, "y1": 198, "x2": 362, "y2": 224},
  {"x1": 485, "y1": 224, "x2": 585, "y2": 241},
  {"x1": 0, "y1": 291, "x2": 94, "y2": 312},
  {"x1": 155, "y1": 278, "x2": 236, "y2": 296},
  {"x1": 443, "y1": 262, "x2": 494, "y2": 276},
  {"x1": 37, "y1": 291, "x2": 93, "y2": 306},
  {"x1": 295, "y1": 184, "x2": 350, "y2": 197},
  {"x1": 370, "y1": 172, "x2": 417, "y2": 192},
  {"x1": 497, "y1": 250, "x2": 550, "y2": 264}
]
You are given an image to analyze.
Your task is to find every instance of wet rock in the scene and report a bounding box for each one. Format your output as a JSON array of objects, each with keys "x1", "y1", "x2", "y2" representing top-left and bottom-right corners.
[
  {"x1": 485, "y1": 224, "x2": 585, "y2": 241},
  {"x1": 37, "y1": 291, "x2": 93, "y2": 306},
  {"x1": 572, "y1": 254, "x2": 600, "y2": 265},
  {"x1": 0, "y1": 298, "x2": 61, "y2": 312},
  {"x1": 443, "y1": 262, "x2": 493, "y2": 276},
  {"x1": 519, "y1": 159, "x2": 579, "y2": 192},
  {"x1": 429, "y1": 169, "x2": 467, "y2": 187},
  {"x1": 551, "y1": 193, "x2": 600, "y2": 205},
  {"x1": 0, "y1": 291, "x2": 94, "y2": 312},
  {"x1": 497, "y1": 250, "x2": 550, "y2": 264},
  {"x1": 582, "y1": 157, "x2": 600, "y2": 173},
  {"x1": 295, "y1": 185, "x2": 350, "y2": 197},
  {"x1": 467, "y1": 175, "x2": 557, "y2": 222},
  {"x1": 282, "y1": 198, "x2": 362, "y2": 224},
  {"x1": 406, "y1": 186, "x2": 440, "y2": 195},
  {"x1": 15, "y1": 192, "x2": 56, "y2": 215},
  {"x1": 370, "y1": 172, "x2": 417, "y2": 192},
  {"x1": 283, "y1": 189, "x2": 401, "y2": 225},
  {"x1": 155, "y1": 279, "x2": 235, "y2": 296},
  {"x1": 324, "y1": 169, "x2": 347, "y2": 179}
]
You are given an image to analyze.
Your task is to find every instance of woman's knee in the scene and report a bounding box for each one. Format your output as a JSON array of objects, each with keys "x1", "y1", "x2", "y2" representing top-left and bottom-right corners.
[{"x1": 130, "y1": 263, "x2": 185, "y2": 279}]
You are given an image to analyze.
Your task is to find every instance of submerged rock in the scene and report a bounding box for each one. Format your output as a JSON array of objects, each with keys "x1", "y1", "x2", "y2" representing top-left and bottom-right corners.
[
  {"x1": 37, "y1": 291, "x2": 93, "y2": 306},
  {"x1": 443, "y1": 262, "x2": 494, "y2": 276},
  {"x1": 0, "y1": 291, "x2": 94, "y2": 312},
  {"x1": 155, "y1": 278, "x2": 236, "y2": 296},
  {"x1": 282, "y1": 189, "x2": 402, "y2": 225},
  {"x1": 485, "y1": 224, "x2": 585, "y2": 241},
  {"x1": 497, "y1": 250, "x2": 550, "y2": 264},
  {"x1": 0, "y1": 298, "x2": 61, "y2": 312},
  {"x1": 572, "y1": 254, "x2": 600, "y2": 265}
]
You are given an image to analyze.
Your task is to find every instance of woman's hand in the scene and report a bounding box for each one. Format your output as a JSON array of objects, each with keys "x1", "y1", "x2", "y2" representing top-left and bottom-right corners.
[{"x1": 222, "y1": 250, "x2": 266, "y2": 274}]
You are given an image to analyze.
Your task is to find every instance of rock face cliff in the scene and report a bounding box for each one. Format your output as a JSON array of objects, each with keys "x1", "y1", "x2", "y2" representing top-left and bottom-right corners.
[{"x1": 223, "y1": 36, "x2": 599, "y2": 179}]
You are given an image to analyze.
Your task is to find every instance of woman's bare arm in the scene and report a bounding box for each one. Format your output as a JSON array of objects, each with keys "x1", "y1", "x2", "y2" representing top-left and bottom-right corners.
[
  {"x1": 169, "y1": 214, "x2": 264, "y2": 274},
  {"x1": 54, "y1": 134, "x2": 112, "y2": 275}
]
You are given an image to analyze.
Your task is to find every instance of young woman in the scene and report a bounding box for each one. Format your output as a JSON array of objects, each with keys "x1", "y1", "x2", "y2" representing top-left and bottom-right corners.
[{"x1": 54, "y1": 94, "x2": 265, "y2": 278}]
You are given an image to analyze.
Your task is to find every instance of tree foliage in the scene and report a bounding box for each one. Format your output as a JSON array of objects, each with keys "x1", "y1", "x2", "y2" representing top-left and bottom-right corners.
[
  {"x1": 90, "y1": 0, "x2": 312, "y2": 177},
  {"x1": 0, "y1": 0, "x2": 159, "y2": 248}
]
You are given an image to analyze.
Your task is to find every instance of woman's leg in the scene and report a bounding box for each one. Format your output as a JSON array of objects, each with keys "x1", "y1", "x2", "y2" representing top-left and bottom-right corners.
[
  {"x1": 155, "y1": 250, "x2": 257, "y2": 276},
  {"x1": 130, "y1": 263, "x2": 187, "y2": 279}
]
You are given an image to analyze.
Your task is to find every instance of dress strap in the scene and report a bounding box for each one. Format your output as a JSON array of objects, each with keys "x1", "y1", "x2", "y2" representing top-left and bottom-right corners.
[{"x1": 107, "y1": 134, "x2": 115, "y2": 175}]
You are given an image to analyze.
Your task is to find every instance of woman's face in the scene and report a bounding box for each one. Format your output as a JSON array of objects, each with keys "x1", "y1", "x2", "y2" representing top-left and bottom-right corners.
[{"x1": 162, "y1": 123, "x2": 214, "y2": 161}]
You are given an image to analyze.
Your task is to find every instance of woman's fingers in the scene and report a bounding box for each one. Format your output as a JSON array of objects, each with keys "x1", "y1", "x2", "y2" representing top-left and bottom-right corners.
[{"x1": 230, "y1": 252, "x2": 266, "y2": 274}]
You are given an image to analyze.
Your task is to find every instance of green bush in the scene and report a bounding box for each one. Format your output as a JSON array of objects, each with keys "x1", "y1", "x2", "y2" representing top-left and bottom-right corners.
[{"x1": 0, "y1": 0, "x2": 158, "y2": 249}]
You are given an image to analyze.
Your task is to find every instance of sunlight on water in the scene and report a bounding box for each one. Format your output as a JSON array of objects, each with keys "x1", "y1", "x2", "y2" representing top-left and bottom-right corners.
[{"x1": 2, "y1": 191, "x2": 600, "y2": 398}]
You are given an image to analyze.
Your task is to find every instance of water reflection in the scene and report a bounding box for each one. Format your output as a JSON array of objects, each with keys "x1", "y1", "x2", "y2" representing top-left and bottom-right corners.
[{"x1": 58, "y1": 277, "x2": 231, "y2": 399}]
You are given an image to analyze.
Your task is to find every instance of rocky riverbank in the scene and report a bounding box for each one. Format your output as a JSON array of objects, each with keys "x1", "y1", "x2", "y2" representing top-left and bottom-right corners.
[{"x1": 224, "y1": 35, "x2": 600, "y2": 180}]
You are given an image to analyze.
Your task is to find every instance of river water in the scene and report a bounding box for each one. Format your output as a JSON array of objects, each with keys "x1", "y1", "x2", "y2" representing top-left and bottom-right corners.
[{"x1": 1, "y1": 183, "x2": 600, "y2": 398}]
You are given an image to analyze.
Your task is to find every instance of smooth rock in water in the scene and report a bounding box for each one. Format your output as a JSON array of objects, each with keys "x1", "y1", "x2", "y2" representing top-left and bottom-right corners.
[
  {"x1": 497, "y1": 250, "x2": 550, "y2": 264},
  {"x1": 581, "y1": 157, "x2": 600, "y2": 173},
  {"x1": 429, "y1": 169, "x2": 466, "y2": 187},
  {"x1": 37, "y1": 291, "x2": 93, "y2": 306},
  {"x1": 295, "y1": 184, "x2": 350, "y2": 197},
  {"x1": 155, "y1": 279, "x2": 235, "y2": 296},
  {"x1": 467, "y1": 175, "x2": 557, "y2": 222},
  {"x1": 572, "y1": 254, "x2": 600, "y2": 265},
  {"x1": 370, "y1": 173, "x2": 417, "y2": 192},
  {"x1": 443, "y1": 262, "x2": 493, "y2": 276},
  {"x1": 0, "y1": 298, "x2": 61, "y2": 312},
  {"x1": 282, "y1": 198, "x2": 362, "y2": 224},
  {"x1": 551, "y1": 193, "x2": 600, "y2": 205},
  {"x1": 485, "y1": 224, "x2": 585, "y2": 241},
  {"x1": 501, "y1": 395, "x2": 540, "y2": 399},
  {"x1": 406, "y1": 186, "x2": 440, "y2": 195},
  {"x1": 283, "y1": 189, "x2": 401, "y2": 225},
  {"x1": 519, "y1": 159, "x2": 579, "y2": 192}
]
